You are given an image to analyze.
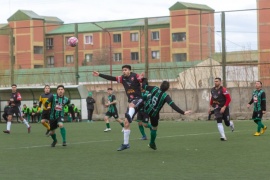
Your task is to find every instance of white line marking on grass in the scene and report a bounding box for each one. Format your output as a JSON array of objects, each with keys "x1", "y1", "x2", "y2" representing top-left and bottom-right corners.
[{"x1": 3, "y1": 131, "x2": 239, "y2": 150}]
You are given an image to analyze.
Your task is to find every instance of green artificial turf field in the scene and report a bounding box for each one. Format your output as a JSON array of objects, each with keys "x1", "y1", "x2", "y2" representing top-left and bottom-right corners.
[{"x1": 0, "y1": 120, "x2": 269, "y2": 180}]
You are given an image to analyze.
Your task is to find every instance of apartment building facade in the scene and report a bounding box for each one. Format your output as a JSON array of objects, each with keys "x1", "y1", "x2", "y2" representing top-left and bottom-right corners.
[{"x1": 0, "y1": 2, "x2": 214, "y2": 70}]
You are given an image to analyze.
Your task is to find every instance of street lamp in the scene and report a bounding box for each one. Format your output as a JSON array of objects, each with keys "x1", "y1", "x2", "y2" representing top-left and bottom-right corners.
[{"x1": 92, "y1": 22, "x2": 112, "y2": 87}]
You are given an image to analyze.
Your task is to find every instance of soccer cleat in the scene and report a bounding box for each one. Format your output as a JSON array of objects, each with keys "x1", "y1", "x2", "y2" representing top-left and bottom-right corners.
[
  {"x1": 220, "y1": 137, "x2": 227, "y2": 141},
  {"x1": 148, "y1": 143, "x2": 157, "y2": 150},
  {"x1": 141, "y1": 136, "x2": 147, "y2": 140},
  {"x1": 45, "y1": 130, "x2": 50, "y2": 136},
  {"x1": 117, "y1": 144, "x2": 130, "y2": 151},
  {"x1": 51, "y1": 141, "x2": 57, "y2": 147},
  {"x1": 254, "y1": 132, "x2": 260, "y2": 136},
  {"x1": 261, "y1": 126, "x2": 267, "y2": 134},
  {"x1": 28, "y1": 126, "x2": 31, "y2": 133},
  {"x1": 3, "y1": 130, "x2": 10, "y2": 134},
  {"x1": 62, "y1": 142, "x2": 67, "y2": 146},
  {"x1": 125, "y1": 113, "x2": 133, "y2": 123},
  {"x1": 104, "y1": 128, "x2": 111, "y2": 132}
]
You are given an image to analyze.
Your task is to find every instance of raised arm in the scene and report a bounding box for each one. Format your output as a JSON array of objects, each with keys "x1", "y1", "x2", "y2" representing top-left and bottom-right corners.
[{"x1": 93, "y1": 71, "x2": 117, "y2": 81}]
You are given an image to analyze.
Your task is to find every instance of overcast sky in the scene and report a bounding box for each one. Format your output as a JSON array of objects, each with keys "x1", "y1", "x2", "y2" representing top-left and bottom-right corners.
[{"x1": 1, "y1": 0, "x2": 258, "y2": 51}]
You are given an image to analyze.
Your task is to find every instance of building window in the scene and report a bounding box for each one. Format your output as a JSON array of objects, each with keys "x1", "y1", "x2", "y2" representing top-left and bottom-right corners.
[
  {"x1": 84, "y1": 35, "x2": 93, "y2": 44},
  {"x1": 85, "y1": 54, "x2": 93, "y2": 62},
  {"x1": 152, "y1": 51, "x2": 160, "y2": 59},
  {"x1": 46, "y1": 38, "x2": 54, "y2": 49},
  {"x1": 66, "y1": 55, "x2": 74, "y2": 64},
  {"x1": 113, "y1": 34, "x2": 121, "y2": 43},
  {"x1": 151, "y1": 31, "x2": 159, "y2": 40},
  {"x1": 172, "y1": 32, "x2": 186, "y2": 42},
  {"x1": 65, "y1": 36, "x2": 72, "y2": 45},
  {"x1": 130, "y1": 33, "x2": 138, "y2": 42},
  {"x1": 34, "y1": 65, "x2": 43, "y2": 68},
  {"x1": 34, "y1": 46, "x2": 43, "y2": 54},
  {"x1": 131, "y1": 52, "x2": 139, "y2": 61},
  {"x1": 173, "y1": 53, "x2": 187, "y2": 62},
  {"x1": 113, "y1": 53, "x2": 122, "y2": 61},
  {"x1": 47, "y1": 56, "x2": 54, "y2": 67}
]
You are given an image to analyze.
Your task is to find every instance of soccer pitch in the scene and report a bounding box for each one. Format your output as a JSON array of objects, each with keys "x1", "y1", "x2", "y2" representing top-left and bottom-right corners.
[{"x1": 0, "y1": 120, "x2": 269, "y2": 180}]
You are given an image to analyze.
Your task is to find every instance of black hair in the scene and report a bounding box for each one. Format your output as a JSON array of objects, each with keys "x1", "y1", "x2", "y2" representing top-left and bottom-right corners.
[
  {"x1": 160, "y1": 81, "x2": 170, "y2": 92},
  {"x1": 107, "y1": 88, "x2": 113, "y2": 90},
  {"x1": 11, "y1": 84, "x2": 17, "y2": 87},
  {"x1": 256, "y1": 81, "x2": 263, "y2": 86},
  {"x1": 215, "y1": 77, "x2": 221, "y2": 81},
  {"x1": 122, "y1": 65, "x2": 131, "y2": 70},
  {"x1": 57, "y1": 85, "x2": 65, "y2": 89}
]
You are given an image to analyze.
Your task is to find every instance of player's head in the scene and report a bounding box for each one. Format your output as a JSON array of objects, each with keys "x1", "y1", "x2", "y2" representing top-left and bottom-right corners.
[
  {"x1": 107, "y1": 87, "x2": 113, "y2": 94},
  {"x1": 214, "y1": 77, "x2": 222, "y2": 87},
  {"x1": 44, "y1": 85, "x2": 50, "y2": 94},
  {"x1": 33, "y1": 101, "x2": 37, "y2": 106},
  {"x1": 160, "y1": 81, "x2": 170, "y2": 92},
  {"x1": 11, "y1": 84, "x2": 17, "y2": 93},
  {"x1": 57, "y1": 85, "x2": 65, "y2": 97},
  {"x1": 122, "y1": 65, "x2": 131, "y2": 77},
  {"x1": 71, "y1": 104, "x2": 74, "y2": 107},
  {"x1": 255, "y1": 81, "x2": 262, "y2": 89},
  {"x1": 23, "y1": 104, "x2": 27, "y2": 108}
]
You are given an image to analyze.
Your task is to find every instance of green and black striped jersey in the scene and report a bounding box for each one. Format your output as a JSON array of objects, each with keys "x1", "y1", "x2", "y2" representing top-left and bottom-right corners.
[
  {"x1": 143, "y1": 84, "x2": 185, "y2": 117},
  {"x1": 107, "y1": 94, "x2": 117, "y2": 113},
  {"x1": 46, "y1": 94, "x2": 70, "y2": 120}
]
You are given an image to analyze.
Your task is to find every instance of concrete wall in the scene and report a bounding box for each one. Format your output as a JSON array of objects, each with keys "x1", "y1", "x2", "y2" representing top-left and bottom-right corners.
[{"x1": 88, "y1": 86, "x2": 270, "y2": 121}]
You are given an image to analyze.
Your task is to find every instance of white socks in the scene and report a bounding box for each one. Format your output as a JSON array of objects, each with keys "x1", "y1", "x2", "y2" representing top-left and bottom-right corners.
[
  {"x1": 23, "y1": 119, "x2": 30, "y2": 128},
  {"x1": 217, "y1": 123, "x2": 225, "y2": 138},
  {"x1": 7, "y1": 121, "x2": 11, "y2": 131},
  {"x1": 123, "y1": 129, "x2": 130, "y2": 145},
  {"x1": 128, "y1": 108, "x2": 135, "y2": 119}
]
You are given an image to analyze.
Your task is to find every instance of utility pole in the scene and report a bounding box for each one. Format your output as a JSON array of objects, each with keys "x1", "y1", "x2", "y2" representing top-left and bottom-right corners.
[
  {"x1": 221, "y1": 12, "x2": 227, "y2": 87},
  {"x1": 208, "y1": 25, "x2": 213, "y2": 87},
  {"x1": 144, "y1": 18, "x2": 149, "y2": 78},
  {"x1": 75, "y1": 23, "x2": 79, "y2": 85},
  {"x1": 10, "y1": 28, "x2": 15, "y2": 85}
]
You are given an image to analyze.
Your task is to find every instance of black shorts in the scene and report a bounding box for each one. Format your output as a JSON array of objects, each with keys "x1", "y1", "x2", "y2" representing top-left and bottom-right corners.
[
  {"x1": 7, "y1": 106, "x2": 22, "y2": 117},
  {"x1": 105, "y1": 111, "x2": 119, "y2": 119},
  {"x1": 137, "y1": 111, "x2": 149, "y2": 123},
  {"x1": 41, "y1": 110, "x2": 51, "y2": 120},
  {"x1": 214, "y1": 107, "x2": 230, "y2": 125},
  {"x1": 149, "y1": 115, "x2": 159, "y2": 127},
  {"x1": 252, "y1": 111, "x2": 263, "y2": 121},
  {"x1": 50, "y1": 117, "x2": 64, "y2": 130}
]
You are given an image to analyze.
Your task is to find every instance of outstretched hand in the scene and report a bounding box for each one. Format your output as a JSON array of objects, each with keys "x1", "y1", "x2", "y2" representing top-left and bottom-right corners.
[
  {"x1": 138, "y1": 72, "x2": 145, "y2": 79},
  {"x1": 92, "y1": 71, "x2": 99, "y2": 76},
  {"x1": 184, "y1": 110, "x2": 192, "y2": 115}
]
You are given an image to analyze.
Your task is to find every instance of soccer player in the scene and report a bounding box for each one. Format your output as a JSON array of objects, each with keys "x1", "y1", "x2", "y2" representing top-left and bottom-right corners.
[
  {"x1": 209, "y1": 77, "x2": 234, "y2": 141},
  {"x1": 38, "y1": 85, "x2": 52, "y2": 136},
  {"x1": 45, "y1": 85, "x2": 70, "y2": 147},
  {"x1": 93, "y1": 65, "x2": 144, "y2": 151},
  {"x1": 247, "y1": 81, "x2": 267, "y2": 136},
  {"x1": 136, "y1": 88, "x2": 152, "y2": 140},
  {"x1": 142, "y1": 79, "x2": 191, "y2": 150},
  {"x1": 3, "y1": 84, "x2": 31, "y2": 134},
  {"x1": 103, "y1": 88, "x2": 124, "y2": 132}
]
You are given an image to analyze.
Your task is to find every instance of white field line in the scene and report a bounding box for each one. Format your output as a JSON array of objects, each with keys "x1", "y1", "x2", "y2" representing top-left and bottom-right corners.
[{"x1": 3, "y1": 131, "x2": 239, "y2": 150}]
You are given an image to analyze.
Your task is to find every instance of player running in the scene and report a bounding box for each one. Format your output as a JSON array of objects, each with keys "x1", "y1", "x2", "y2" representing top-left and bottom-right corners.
[
  {"x1": 3, "y1": 84, "x2": 31, "y2": 134},
  {"x1": 38, "y1": 85, "x2": 53, "y2": 136},
  {"x1": 45, "y1": 85, "x2": 70, "y2": 147},
  {"x1": 209, "y1": 77, "x2": 234, "y2": 141},
  {"x1": 103, "y1": 88, "x2": 124, "y2": 132}
]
